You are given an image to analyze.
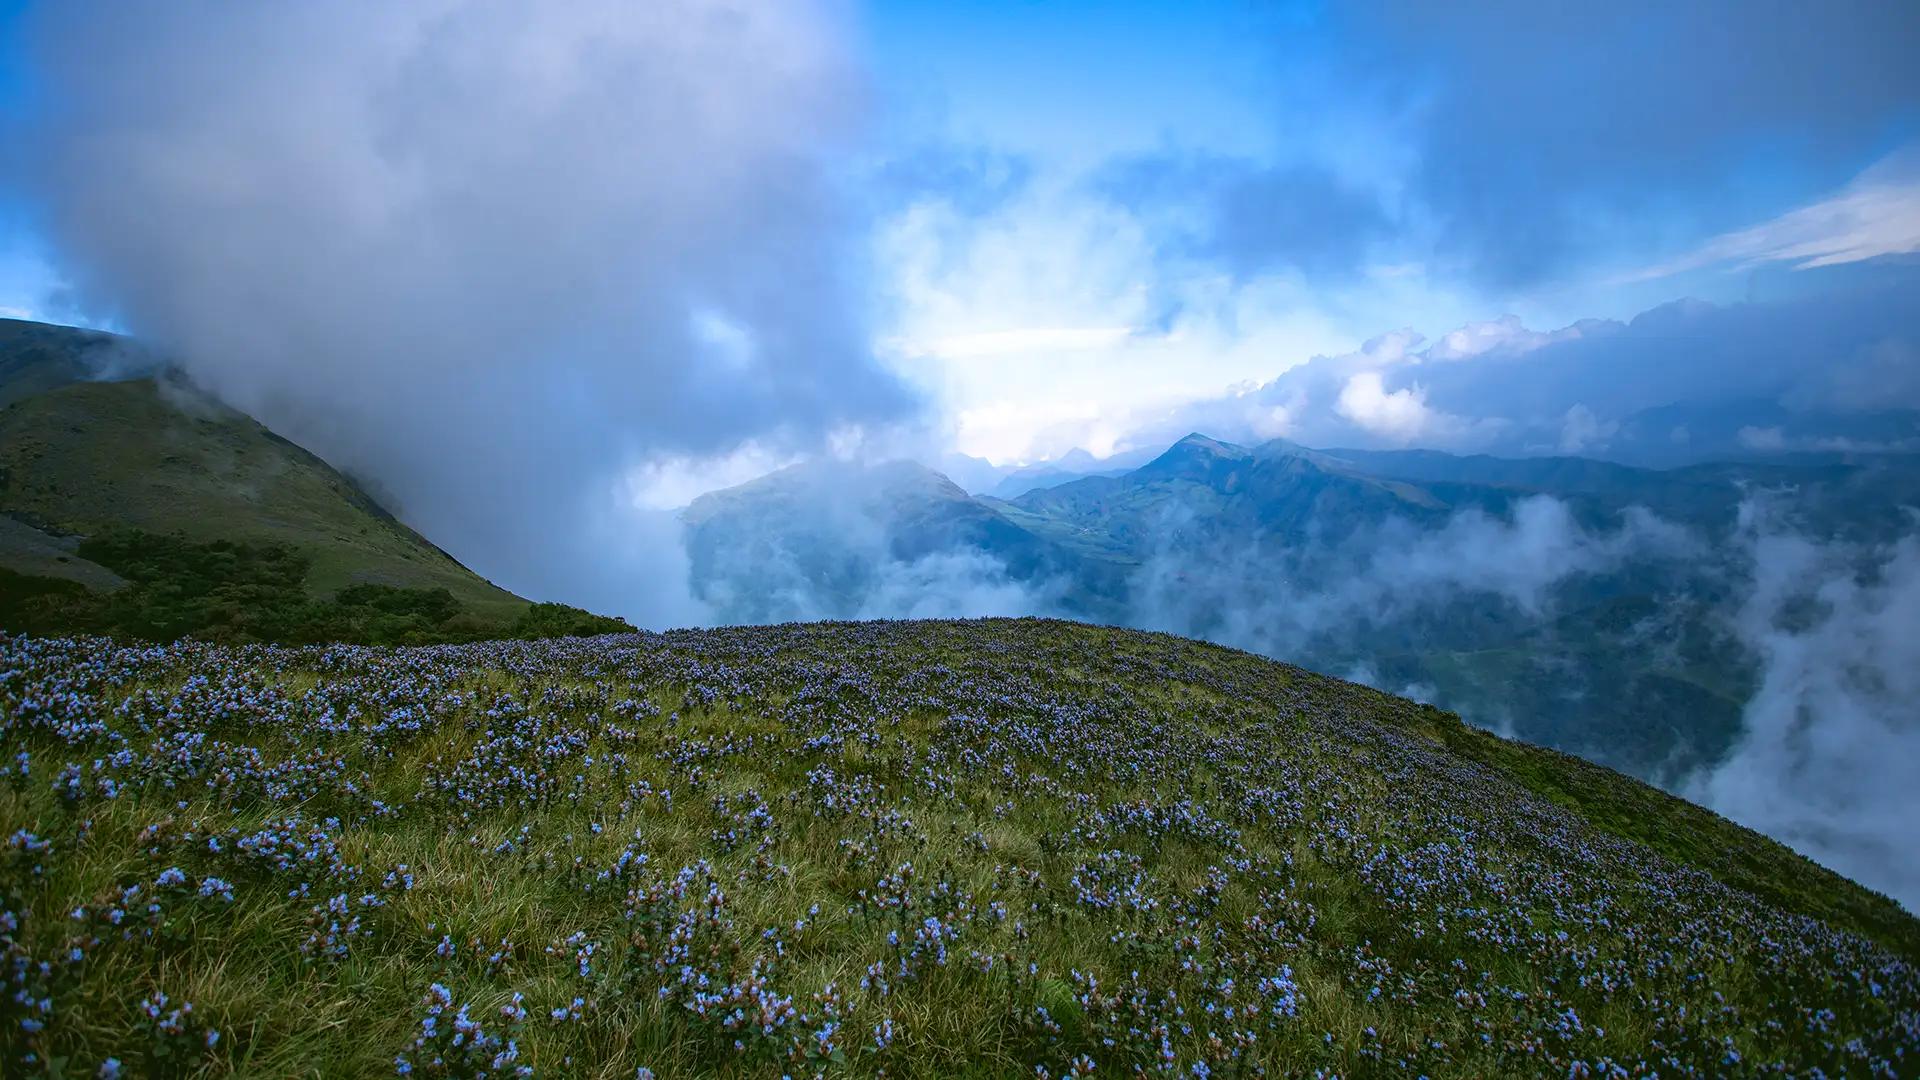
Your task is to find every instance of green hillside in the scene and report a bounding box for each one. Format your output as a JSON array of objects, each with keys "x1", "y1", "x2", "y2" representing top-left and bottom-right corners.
[
  {"x1": 0, "y1": 319, "x2": 629, "y2": 644},
  {"x1": 1, "y1": 619, "x2": 1912, "y2": 1077},
  {"x1": 0, "y1": 373, "x2": 521, "y2": 616}
]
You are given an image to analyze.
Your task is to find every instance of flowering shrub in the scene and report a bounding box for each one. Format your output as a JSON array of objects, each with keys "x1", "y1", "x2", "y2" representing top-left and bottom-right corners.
[{"x1": 393, "y1": 983, "x2": 529, "y2": 1078}]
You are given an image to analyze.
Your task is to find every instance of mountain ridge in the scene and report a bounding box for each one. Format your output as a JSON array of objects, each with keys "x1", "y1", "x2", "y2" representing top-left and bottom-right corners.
[{"x1": 680, "y1": 425, "x2": 1920, "y2": 802}]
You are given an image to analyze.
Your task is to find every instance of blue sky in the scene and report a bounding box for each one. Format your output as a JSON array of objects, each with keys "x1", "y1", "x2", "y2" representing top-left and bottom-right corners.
[
  {"x1": 3, "y1": 1, "x2": 1917, "y2": 464},
  {"x1": 0, "y1": 0, "x2": 45, "y2": 322},
  {"x1": 840, "y1": 2, "x2": 1920, "y2": 459},
  {"x1": 865, "y1": 1, "x2": 1281, "y2": 166}
]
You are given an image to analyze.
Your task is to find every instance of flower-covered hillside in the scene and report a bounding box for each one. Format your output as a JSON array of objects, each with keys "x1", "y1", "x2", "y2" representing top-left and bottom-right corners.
[{"x1": 1, "y1": 619, "x2": 1915, "y2": 1077}]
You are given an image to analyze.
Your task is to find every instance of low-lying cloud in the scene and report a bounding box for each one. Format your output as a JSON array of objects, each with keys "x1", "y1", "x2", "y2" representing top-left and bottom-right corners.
[
  {"x1": 1691, "y1": 503, "x2": 1920, "y2": 909},
  {"x1": 6, "y1": 0, "x2": 913, "y2": 625},
  {"x1": 1126, "y1": 495, "x2": 1699, "y2": 665}
]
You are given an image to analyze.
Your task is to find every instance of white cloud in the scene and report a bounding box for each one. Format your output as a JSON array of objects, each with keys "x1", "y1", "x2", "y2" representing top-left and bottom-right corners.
[
  {"x1": 1558, "y1": 403, "x2": 1617, "y2": 453},
  {"x1": 1692, "y1": 505, "x2": 1920, "y2": 910},
  {"x1": 622, "y1": 442, "x2": 800, "y2": 512},
  {"x1": 903, "y1": 325, "x2": 1137, "y2": 360},
  {"x1": 1633, "y1": 148, "x2": 1920, "y2": 280},
  {"x1": 1425, "y1": 313, "x2": 1591, "y2": 361},
  {"x1": 1130, "y1": 494, "x2": 1700, "y2": 658},
  {"x1": 17, "y1": 0, "x2": 899, "y2": 625},
  {"x1": 872, "y1": 168, "x2": 1395, "y2": 463},
  {"x1": 1334, "y1": 370, "x2": 1440, "y2": 442}
]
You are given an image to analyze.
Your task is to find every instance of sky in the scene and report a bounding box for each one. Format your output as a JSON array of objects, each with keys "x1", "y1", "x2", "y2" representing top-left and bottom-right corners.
[
  {"x1": 855, "y1": 0, "x2": 1920, "y2": 462},
  {"x1": 0, "y1": 0, "x2": 1917, "y2": 477}
]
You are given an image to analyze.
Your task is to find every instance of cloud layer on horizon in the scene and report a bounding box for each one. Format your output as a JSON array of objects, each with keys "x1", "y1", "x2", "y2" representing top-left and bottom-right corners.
[{"x1": 1099, "y1": 261, "x2": 1920, "y2": 466}]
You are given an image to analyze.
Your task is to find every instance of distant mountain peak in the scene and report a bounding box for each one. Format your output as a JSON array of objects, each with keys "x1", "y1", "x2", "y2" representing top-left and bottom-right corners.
[
  {"x1": 693, "y1": 457, "x2": 968, "y2": 511},
  {"x1": 1135, "y1": 433, "x2": 1252, "y2": 479},
  {"x1": 1174, "y1": 431, "x2": 1239, "y2": 451}
]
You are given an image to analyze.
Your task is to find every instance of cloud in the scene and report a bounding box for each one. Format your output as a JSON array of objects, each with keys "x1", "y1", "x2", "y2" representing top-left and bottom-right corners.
[
  {"x1": 5, "y1": 0, "x2": 914, "y2": 625},
  {"x1": 1423, "y1": 314, "x2": 1588, "y2": 361},
  {"x1": 1123, "y1": 494, "x2": 1694, "y2": 665},
  {"x1": 1632, "y1": 150, "x2": 1920, "y2": 280},
  {"x1": 1557, "y1": 404, "x2": 1617, "y2": 454},
  {"x1": 1128, "y1": 262, "x2": 1920, "y2": 463},
  {"x1": 870, "y1": 144, "x2": 1034, "y2": 218},
  {"x1": 1691, "y1": 502, "x2": 1920, "y2": 910},
  {"x1": 853, "y1": 551, "x2": 1052, "y2": 620},
  {"x1": 872, "y1": 170, "x2": 1355, "y2": 462},
  {"x1": 1327, "y1": 2, "x2": 1920, "y2": 284},
  {"x1": 682, "y1": 459, "x2": 1068, "y2": 624},
  {"x1": 1334, "y1": 371, "x2": 1443, "y2": 442},
  {"x1": 904, "y1": 325, "x2": 1137, "y2": 361}
]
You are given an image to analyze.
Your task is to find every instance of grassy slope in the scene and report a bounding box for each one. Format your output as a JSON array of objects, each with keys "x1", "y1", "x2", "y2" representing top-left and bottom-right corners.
[
  {"x1": 1383, "y1": 686, "x2": 1919, "y2": 956},
  {"x1": 0, "y1": 318, "x2": 119, "y2": 410},
  {"x1": 1, "y1": 619, "x2": 1912, "y2": 1078},
  {"x1": 0, "y1": 377, "x2": 525, "y2": 621}
]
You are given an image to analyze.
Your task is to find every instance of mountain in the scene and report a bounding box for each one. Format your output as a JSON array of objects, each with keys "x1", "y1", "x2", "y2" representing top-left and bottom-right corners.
[
  {"x1": 0, "y1": 317, "x2": 139, "y2": 409},
  {"x1": 985, "y1": 445, "x2": 1159, "y2": 499},
  {"x1": 1604, "y1": 397, "x2": 1920, "y2": 466},
  {"x1": 1, "y1": 620, "x2": 1911, "y2": 1075},
  {"x1": 936, "y1": 450, "x2": 1011, "y2": 495},
  {"x1": 1003, "y1": 433, "x2": 1463, "y2": 557},
  {"x1": 0, "y1": 317, "x2": 625, "y2": 642},
  {"x1": 991, "y1": 436, "x2": 1759, "y2": 773},
  {"x1": 684, "y1": 430, "x2": 1920, "y2": 787},
  {"x1": 1308, "y1": 443, "x2": 1920, "y2": 541},
  {"x1": 682, "y1": 458, "x2": 1125, "y2": 623}
]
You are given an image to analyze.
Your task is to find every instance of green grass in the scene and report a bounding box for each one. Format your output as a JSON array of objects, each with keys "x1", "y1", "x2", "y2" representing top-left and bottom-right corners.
[
  {"x1": 2, "y1": 619, "x2": 1913, "y2": 1077},
  {"x1": 1397, "y1": 701, "x2": 1920, "y2": 957},
  {"x1": 0, "y1": 377, "x2": 523, "y2": 619},
  {"x1": 0, "y1": 528, "x2": 632, "y2": 645}
]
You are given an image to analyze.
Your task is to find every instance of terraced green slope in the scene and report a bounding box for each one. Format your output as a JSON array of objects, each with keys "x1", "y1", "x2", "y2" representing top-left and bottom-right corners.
[{"x1": 2, "y1": 620, "x2": 1912, "y2": 1077}]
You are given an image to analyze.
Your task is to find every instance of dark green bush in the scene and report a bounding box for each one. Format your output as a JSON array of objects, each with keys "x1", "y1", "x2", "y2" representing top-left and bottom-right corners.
[{"x1": 509, "y1": 600, "x2": 635, "y2": 639}]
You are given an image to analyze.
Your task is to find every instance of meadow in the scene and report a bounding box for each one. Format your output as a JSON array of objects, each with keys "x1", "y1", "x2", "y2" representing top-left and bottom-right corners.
[{"x1": 2, "y1": 619, "x2": 1914, "y2": 1077}]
